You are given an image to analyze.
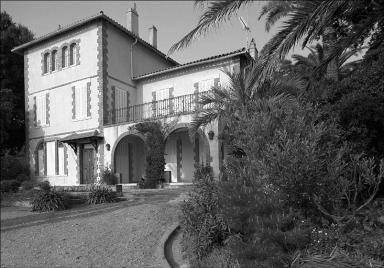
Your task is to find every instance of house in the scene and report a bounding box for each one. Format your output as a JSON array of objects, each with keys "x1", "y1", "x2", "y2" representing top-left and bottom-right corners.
[{"x1": 12, "y1": 5, "x2": 255, "y2": 186}]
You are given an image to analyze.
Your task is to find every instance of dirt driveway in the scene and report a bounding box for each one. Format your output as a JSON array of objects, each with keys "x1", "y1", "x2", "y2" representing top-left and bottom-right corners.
[{"x1": 1, "y1": 188, "x2": 188, "y2": 268}]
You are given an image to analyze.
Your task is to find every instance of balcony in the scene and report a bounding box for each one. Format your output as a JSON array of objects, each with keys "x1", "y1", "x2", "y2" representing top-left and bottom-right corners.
[{"x1": 105, "y1": 91, "x2": 212, "y2": 125}]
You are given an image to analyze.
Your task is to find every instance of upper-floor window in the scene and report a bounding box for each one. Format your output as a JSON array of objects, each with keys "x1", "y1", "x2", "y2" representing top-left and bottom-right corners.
[
  {"x1": 199, "y1": 78, "x2": 215, "y2": 92},
  {"x1": 62, "y1": 46, "x2": 68, "y2": 68},
  {"x1": 70, "y1": 43, "x2": 76, "y2": 65},
  {"x1": 35, "y1": 93, "x2": 49, "y2": 126},
  {"x1": 43, "y1": 52, "x2": 50, "y2": 74},
  {"x1": 51, "y1": 50, "x2": 57, "y2": 71},
  {"x1": 72, "y1": 82, "x2": 90, "y2": 120}
]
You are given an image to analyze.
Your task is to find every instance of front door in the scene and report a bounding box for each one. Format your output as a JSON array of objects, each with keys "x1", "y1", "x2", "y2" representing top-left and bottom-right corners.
[{"x1": 82, "y1": 148, "x2": 95, "y2": 184}]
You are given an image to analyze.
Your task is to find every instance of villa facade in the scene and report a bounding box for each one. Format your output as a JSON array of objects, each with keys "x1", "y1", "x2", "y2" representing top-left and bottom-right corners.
[{"x1": 12, "y1": 6, "x2": 255, "y2": 186}]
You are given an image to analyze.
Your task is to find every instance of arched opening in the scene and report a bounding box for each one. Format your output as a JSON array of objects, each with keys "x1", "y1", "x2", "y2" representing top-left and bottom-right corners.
[
  {"x1": 51, "y1": 50, "x2": 57, "y2": 71},
  {"x1": 69, "y1": 43, "x2": 76, "y2": 65},
  {"x1": 62, "y1": 46, "x2": 68, "y2": 68},
  {"x1": 165, "y1": 127, "x2": 210, "y2": 183},
  {"x1": 114, "y1": 134, "x2": 145, "y2": 183},
  {"x1": 43, "y1": 52, "x2": 50, "y2": 74}
]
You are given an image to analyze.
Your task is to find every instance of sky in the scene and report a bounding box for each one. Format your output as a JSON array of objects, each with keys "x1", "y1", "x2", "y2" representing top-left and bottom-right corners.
[{"x1": 2, "y1": 1, "x2": 310, "y2": 64}]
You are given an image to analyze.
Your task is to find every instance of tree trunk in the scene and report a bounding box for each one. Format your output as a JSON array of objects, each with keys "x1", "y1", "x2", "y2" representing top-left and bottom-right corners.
[{"x1": 323, "y1": 26, "x2": 339, "y2": 81}]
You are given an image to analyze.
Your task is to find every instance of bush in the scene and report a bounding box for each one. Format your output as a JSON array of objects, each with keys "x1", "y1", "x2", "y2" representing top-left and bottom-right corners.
[
  {"x1": 16, "y1": 173, "x2": 29, "y2": 182},
  {"x1": 31, "y1": 189, "x2": 67, "y2": 212},
  {"x1": 21, "y1": 180, "x2": 35, "y2": 190},
  {"x1": 0, "y1": 180, "x2": 21, "y2": 193},
  {"x1": 180, "y1": 165, "x2": 229, "y2": 261},
  {"x1": 135, "y1": 121, "x2": 165, "y2": 188},
  {"x1": 0, "y1": 155, "x2": 29, "y2": 181},
  {"x1": 87, "y1": 185, "x2": 117, "y2": 204},
  {"x1": 102, "y1": 169, "x2": 118, "y2": 185},
  {"x1": 38, "y1": 181, "x2": 51, "y2": 192}
]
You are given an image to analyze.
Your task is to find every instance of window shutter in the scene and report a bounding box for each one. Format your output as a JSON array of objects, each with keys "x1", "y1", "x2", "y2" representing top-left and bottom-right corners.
[
  {"x1": 169, "y1": 87, "x2": 174, "y2": 114},
  {"x1": 214, "y1": 78, "x2": 220, "y2": 87},
  {"x1": 111, "y1": 86, "x2": 116, "y2": 123},
  {"x1": 45, "y1": 93, "x2": 50, "y2": 125},
  {"x1": 126, "y1": 91, "x2": 130, "y2": 121},
  {"x1": 152, "y1": 91, "x2": 157, "y2": 117},
  {"x1": 44, "y1": 143, "x2": 47, "y2": 176},
  {"x1": 55, "y1": 140, "x2": 59, "y2": 175},
  {"x1": 87, "y1": 82, "x2": 91, "y2": 117},
  {"x1": 33, "y1": 96, "x2": 37, "y2": 127},
  {"x1": 193, "y1": 82, "x2": 199, "y2": 94},
  {"x1": 72, "y1": 86, "x2": 76, "y2": 119},
  {"x1": 34, "y1": 149, "x2": 39, "y2": 176},
  {"x1": 64, "y1": 144, "x2": 68, "y2": 175}
]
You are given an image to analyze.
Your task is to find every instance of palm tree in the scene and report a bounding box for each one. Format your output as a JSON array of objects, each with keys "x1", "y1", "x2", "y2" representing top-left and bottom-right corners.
[
  {"x1": 190, "y1": 62, "x2": 304, "y2": 133},
  {"x1": 169, "y1": 0, "x2": 384, "y2": 88},
  {"x1": 284, "y1": 43, "x2": 366, "y2": 86}
]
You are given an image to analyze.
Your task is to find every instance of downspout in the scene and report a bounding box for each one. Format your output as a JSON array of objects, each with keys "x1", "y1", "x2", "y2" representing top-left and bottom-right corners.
[{"x1": 130, "y1": 38, "x2": 138, "y2": 80}]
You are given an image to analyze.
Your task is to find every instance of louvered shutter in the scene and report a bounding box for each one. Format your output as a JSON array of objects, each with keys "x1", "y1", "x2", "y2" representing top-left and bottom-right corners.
[
  {"x1": 72, "y1": 86, "x2": 76, "y2": 119},
  {"x1": 87, "y1": 82, "x2": 91, "y2": 117}
]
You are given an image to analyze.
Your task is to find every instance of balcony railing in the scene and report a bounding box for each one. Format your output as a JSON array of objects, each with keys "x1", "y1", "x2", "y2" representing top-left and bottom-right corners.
[{"x1": 105, "y1": 91, "x2": 212, "y2": 125}]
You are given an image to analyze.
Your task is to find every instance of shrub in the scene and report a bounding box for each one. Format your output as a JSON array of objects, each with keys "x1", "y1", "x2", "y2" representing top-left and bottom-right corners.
[
  {"x1": 16, "y1": 173, "x2": 29, "y2": 182},
  {"x1": 196, "y1": 246, "x2": 240, "y2": 268},
  {"x1": 180, "y1": 165, "x2": 229, "y2": 261},
  {"x1": 0, "y1": 155, "x2": 29, "y2": 181},
  {"x1": 87, "y1": 185, "x2": 117, "y2": 204},
  {"x1": 31, "y1": 189, "x2": 67, "y2": 212},
  {"x1": 21, "y1": 180, "x2": 35, "y2": 190},
  {"x1": 0, "y1": 180, "x2": 21, "y2": 193},
  {"x1": 38, "y1": 181, "x2": 51, "y2": 192},
  {"x1": 102, "y1": 169, "x2": 118, "y2": 185},
  {"x1": 135, "y1": 121, "x2": 165, "y2": 188}
]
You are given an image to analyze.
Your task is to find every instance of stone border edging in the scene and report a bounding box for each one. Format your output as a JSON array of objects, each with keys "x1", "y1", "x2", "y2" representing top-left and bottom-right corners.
[{"x1": 155, "y1": 222, "x2": 180, "y2": 268}]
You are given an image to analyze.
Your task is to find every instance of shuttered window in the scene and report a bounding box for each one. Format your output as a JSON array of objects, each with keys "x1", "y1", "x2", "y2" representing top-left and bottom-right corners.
[
  {"x1": 198, "y1": 79, "x2": 214, "y2": 92},
  {"x1": 155, "y1": 88, "x2": 170, "y2": 116},
  {"x1": 75, "y1": 84, "x2": 88, "y2": 119},
  {"x1": 37, "y1": 145, "x2": 45, "y2": 176},
  {"x1": 46, "y1": 141, "x2": 56, "y2": 176},
  {"x1": 115, "y1": 87, "x2": 128, "y2": 123},
  {"x1": 36, "y1": 94, "x2": 48, "y2": 126},
  {"x1": 58, "y1": 143, "x2": 65, "y2": 175}
]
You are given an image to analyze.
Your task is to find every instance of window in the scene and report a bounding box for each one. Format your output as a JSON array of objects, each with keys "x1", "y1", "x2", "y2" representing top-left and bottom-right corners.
[
  {"x1": 155, "y1": 88, "x2": 170, "y2": 116},
  {"x1": 35, "y1": 141, "x2": 67, "y2": 176},
  {"x1": 37, "y1": 142, "x2": 45, "y2": 176},
  {"x1": 51, "y1": 50, "x2": 57, "y2": 71},
  {"x1": 46, "y1": 141, "x2": 56, "y2": 176},
  {"x1": 114, "y1": 87, "x2": 128, "y2": 123},
  {"x1": 70, "y1": 43, "x2": 76, "y2": 65},
  {"x1": 62, "y1": 46, "x2": 68, "y2": 68},
  {"x1": 74, "y1": 84, "x2": 88, "y2": 120},
  {"x1": 199, "y1": 78, "x2": 215, "y2": 92},
  {"x1": 35, "y1": 94, "x2": 48, "y2": 126},
  {"x1": 43, "y1": 52, "x2": 50, "y2": 74},
  {"x1": 57, "y1": 142, "x2": 65, "y2": 175}
]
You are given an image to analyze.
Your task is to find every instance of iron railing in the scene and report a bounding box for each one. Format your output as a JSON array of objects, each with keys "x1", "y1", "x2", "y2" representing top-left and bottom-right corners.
[{"x1": 105, "y1": 90, "x2": 212, "y2": 125}]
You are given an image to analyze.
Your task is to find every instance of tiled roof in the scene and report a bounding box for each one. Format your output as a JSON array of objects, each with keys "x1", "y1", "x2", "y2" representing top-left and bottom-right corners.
[
  {"x1": 133, "y1": 48, "x2": 250, "y2": 80},
  {"x1": 11, "y1": 11, "x2": 178, "y2": 66}
]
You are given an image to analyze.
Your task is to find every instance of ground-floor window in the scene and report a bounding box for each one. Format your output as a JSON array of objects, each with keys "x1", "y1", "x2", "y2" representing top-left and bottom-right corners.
[{"x1": 35, "y1": 140, "x2": 67, "y2": 176}]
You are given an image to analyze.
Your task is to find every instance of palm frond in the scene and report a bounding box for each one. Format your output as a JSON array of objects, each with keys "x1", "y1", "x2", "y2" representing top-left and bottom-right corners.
[
  {"x1": 190, "y1": 109, "x2": 220, "y2": 134},
  {"x1": 258, "y1": 1, "x2": 295, "y2": 32},
  {"x1": 168, "y1": 0, "x2": 251, "y2": 55}
]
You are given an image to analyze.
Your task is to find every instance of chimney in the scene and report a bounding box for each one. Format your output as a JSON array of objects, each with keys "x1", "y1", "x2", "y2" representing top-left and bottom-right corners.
[
  {"x1": 127, "y1": 3, "x2": 139, "y2": 36},
  {"x1": 248, "y1": 38, "x2": 258, "y2": 60},
  {"x1": 148, "y1": 26, "x2": 157, "y2": 48}
]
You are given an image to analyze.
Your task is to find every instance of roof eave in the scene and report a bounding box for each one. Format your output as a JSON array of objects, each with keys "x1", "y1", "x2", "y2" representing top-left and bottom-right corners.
[
  {"x1": 133, "y1": 50, "x2": 249, "y2": 81},
  {"x1": 11, "y1": 13, "x2": 178, "y2": 65}
]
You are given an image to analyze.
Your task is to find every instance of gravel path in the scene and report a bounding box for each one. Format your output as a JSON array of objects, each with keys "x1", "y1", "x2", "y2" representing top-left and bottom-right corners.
[{"x1": 1, "y1": 189, "x2": 186, "y2": 268}]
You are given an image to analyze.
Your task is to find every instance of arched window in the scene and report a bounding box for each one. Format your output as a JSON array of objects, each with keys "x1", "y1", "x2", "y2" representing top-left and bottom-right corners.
[
  {"x1": 51, "y1": 50, "x2": 57, "y2": 71},
  {"x1": 69, "y1": 43, "x2": 76, "y2": 65},
  {"x1": 43, "y1": 52, "x2": 50, "y2": 74},
  {"x1": 62, "y1": 46, "x2": 68, "y2": 68}
]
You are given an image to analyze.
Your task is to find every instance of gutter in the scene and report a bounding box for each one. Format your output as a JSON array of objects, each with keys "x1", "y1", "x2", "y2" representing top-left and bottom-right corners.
[{"x1": 130, "y1": 38, "x2": 138, "y2": 80}]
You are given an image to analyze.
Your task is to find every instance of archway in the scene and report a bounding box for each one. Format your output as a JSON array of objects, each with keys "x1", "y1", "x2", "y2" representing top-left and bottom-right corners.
[
  {"x1": 164, "y1": 127, "x2": 210, "y2": 182},
  {"x1": 114, "y1": 134, "x2": 145, "y2": 183}
]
